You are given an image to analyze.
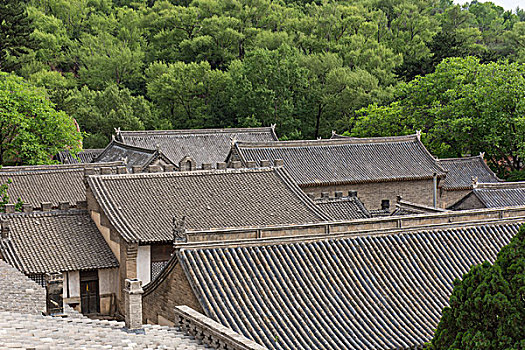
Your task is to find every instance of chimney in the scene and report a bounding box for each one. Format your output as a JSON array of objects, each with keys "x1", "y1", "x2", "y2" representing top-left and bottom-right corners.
[
  {"x1": 335, "y1": 191, "x2": 343, "y2": 198},
  {"x1": 116, "y1": 166, "x2": 127, "y2": 175},
  {"x1": 348, "y1": 190, "x2": 357, "y2": 197},
  {"x1": 41, "y1": 202, "x2": 52, "y2": 212},
  {"x1": 321, "y1": 192, "x2": 329, "y2": 199},
  {"x1": 45, "y1": 272, "x2": 64, "y2": 316},
  {"x1": 273, "y1": 159, "x2": 284, "y2": 167},
  {"x1": 231, "y1": 161, "x2": 241, "y2": 169},
  {"x1": 164, "y1": 164, "x2": 175, "y2": 172},
  {"x1": 202, "y1": 163, "x2": 212, "y2": 170},
  {"x1": 58, "y1": 202, "x2": 69, "y2": 211},
  {"x1": 100, "y1": 167, "x2": 112, "y2": 175},
  {"x1": 1, "y1": 220, "x2": 10, "y2": 239},
  {"x1": 4, "y1": 204, "x2": 15, "y2": 214},
  {"x1": 381, "y1": 200, "x2": 390, "y2": 211},
  {"x1": 22, "y1": 204, "x2": 33, "y2": 213},
  {"x1": 124, "y1": 279, "x2": 143, "y2": 329},
  {"x1": 246, "y1": 161, "x2": 256, "y2": 168},
  {"x1": 216, "y1": 162, "x2": 227, "y2": 170},
  {"x1": 132, "y1": 165, "x2": 142, "y2": 174}
]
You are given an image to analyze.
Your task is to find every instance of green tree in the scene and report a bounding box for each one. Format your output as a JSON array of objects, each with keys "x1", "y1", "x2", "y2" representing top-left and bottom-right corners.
[
  {"x1": 429, "y1": 224, "x2": 525, "y2": 350},
  {"x1": 352, "y1": 57, "x2": 525, "y2": 177},
  {"x1": 0, "y1": 0, "x2": 36, "y2": 71},
  {"x1": 65, "y1": 84, "x2": 150, "y2": 148},
  {"x1": 0, "y1": 72, "x2": 81, "y2": 165}
]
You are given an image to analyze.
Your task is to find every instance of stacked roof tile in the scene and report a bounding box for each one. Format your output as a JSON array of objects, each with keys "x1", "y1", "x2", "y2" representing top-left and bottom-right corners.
[
  {"x1": 178, "y1": 221, "x2": 519, "y2": 350},
  {"x1": 87, "y1": 167, "x2": 330, "y2": 243},
  {"x1": 439, "y1": 154, "x2": 500, "y2": 190},
  {"x1": 56, "y1": 149, "x2": 103, "y2": 164},
  {"x1": 94, "y1": 139, "x2": 176, "y2": 171},
  {"x1": 0, "y1": 162, "x2": 123, "y2": 207},
  {"x1": 313, "y1": 196, "x2": 371, "y2": 220},
  {"x1": 230, "y1": 134, "x2": 446, "y2": 186},
  {"x1": 116, "y1": 127, "x2": 279, "y2": 167},
  {"x1": 0, "y1": 259, "x2": 47, "y2": 315},
  {"x1": 0, "y1": 210, "x2": 118, "y2": 274}
]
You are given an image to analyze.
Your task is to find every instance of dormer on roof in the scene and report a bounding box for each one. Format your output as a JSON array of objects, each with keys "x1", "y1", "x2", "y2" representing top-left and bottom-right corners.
[
  {"x1": 93, "y1": 139, "x2": 177, "y2": 172},
  {"x1": 114, "y1": 126, "x2": 279, "y2": 168}
]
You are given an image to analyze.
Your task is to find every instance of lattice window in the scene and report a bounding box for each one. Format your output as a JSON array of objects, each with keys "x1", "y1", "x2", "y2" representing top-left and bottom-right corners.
[
  {"x1": 28, "y1": 274, "x2": 45, "y2": 287},
  {"x1": 151, "y1": 261, "x2": 169, "y2": 281}
]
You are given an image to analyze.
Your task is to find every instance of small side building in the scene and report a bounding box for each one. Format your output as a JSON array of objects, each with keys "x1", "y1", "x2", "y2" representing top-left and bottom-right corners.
[
  {"x1": 450, "y1": 181, "x2": 525, "y2": 210},
  {"x1": 0, "y1": 209, "x2": 119, "y2": 315},
  {"x1": 438, "y1": 153, "x2": 501, "y2": 208}
]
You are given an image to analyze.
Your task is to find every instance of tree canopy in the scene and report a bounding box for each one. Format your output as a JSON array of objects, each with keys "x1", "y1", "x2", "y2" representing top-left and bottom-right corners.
[
  {"x1": 429, "y1": 224, "x2": 525, "y2": 350},
  {"x1": 351, "y1": 57, "x2": 525, "y2": 177},
  {"x1": 1, "y1": 0, "x2": 521, "y2": 148},
  {"x1": 0, "y1": 72, "x2": 81, "y2": 165}
]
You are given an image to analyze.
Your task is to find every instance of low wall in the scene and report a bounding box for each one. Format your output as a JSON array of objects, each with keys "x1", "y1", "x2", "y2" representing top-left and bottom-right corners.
[
  {"x1": 174, "y1": 305, "x2": 268, "y2": 350},
  {"x1": 185, "y1": 206, "x2": 525, "y2": 243}
]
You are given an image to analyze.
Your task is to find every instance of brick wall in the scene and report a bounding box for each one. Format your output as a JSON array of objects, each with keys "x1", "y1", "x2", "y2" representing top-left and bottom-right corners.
[
  {"x1": 302, "y1": 179, "x2": 438, "y2": 210},
  {"x1": 440, "y1": 189, "x2": 470, "y2": 209},
  {"x1": 142, "y1": 258, "x2": 202, "y2": 325},
  {"x1": 450, "y1": 193, "x2": 485, "y2": 210},
  {"x1": 118, "y1": 242, "x2": 138, "y2": 314}
]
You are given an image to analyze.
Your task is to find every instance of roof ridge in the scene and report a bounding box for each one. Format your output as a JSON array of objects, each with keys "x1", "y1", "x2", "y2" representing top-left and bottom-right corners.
[
  {"x1": 234, "y1": 134, "x2": 420, "y2": 148},
  {"x1": 88, "y1": 166, "x2": 276, "y2": 180},
  {"x1": 0, "y1": 209, "x2": 89, "y2": 219},
  {"x1": 0, "y1": 161, "x2": 124, "y2": 173},
  {"x1": 120, "y1": 126, "x2": 275, "y2": 136},
  {"x1": 475, "y1": 181, "x2": 525, "y2": 189}
]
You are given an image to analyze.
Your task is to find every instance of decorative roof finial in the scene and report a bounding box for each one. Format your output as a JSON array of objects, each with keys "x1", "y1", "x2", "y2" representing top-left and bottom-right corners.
[
  {"x1": 270, "y1": 123, "x2": 276, "y2": 130},
  {"x1": 331, "y1": 130, "x2": 336, "y2": 136},
  {"x1": 121, "y1": 156, "x2": 128, "y2": 165},
  {"x1": 479, "y1": 152, "x2": 485, "y2": 159},
  {"x1": 155, "y1": 144, "x2": 160, "y2": 151},
  {"x1": 415, "y1": 130, "x2": 421, "y2": 140},
  {"x1": 471, "y1": 176, "x2": 479, "y2": 188},
  {"x1": 172, "y1": 215, "x2": 187, "y2": 243}
]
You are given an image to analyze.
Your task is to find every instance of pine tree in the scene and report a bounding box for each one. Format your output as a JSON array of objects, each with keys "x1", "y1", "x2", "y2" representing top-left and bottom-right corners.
[{"x1": 0, "y1": 0, "x2": 34, "y2": 72}]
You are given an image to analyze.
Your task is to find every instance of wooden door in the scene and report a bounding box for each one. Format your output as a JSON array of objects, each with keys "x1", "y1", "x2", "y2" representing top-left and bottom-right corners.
[{"x1": 80, "y1": 271, "x2": 100, "y2": 314}]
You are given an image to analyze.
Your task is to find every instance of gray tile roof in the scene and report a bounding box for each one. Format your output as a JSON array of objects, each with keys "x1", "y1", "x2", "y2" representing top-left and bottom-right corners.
[
  {"x1": 94, "y1": 139, "x2": 177, "y2": 171},
  {"x1": 0, "y1": 162, "x2": 123, "y2": 208},
  {"x1": 56, "y1": 149, "x2": 103, "y2": 164},
  {"x1": 0, "y1": 210, "x2": 118, "y2": 274},
  {"x1": 231, "y1": 134, "x2": 446, "y2": 186},
  {"x1": 87, "y1": 167, "x2": 330, "y2": 244},
  {"x1": 179, "y1": 222, "x2": 519, "y2": 350},
  {"x1": 117, "y1": 127, "x2": 279, "y2": 167},
  {"x1": 313, "y1": 196, "x2": 371, "y2": 220},
  {"x1": 439, "y1": 154, "x2": 500, "y2": 190},
  {"x1": 0, "y1": 311, "x2": 207, "y2": 349},
  {"x1": 471, "y1": 182, "x2": 525, "y2": 208}
]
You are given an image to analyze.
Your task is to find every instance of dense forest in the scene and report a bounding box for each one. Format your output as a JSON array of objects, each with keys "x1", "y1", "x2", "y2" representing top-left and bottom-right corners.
[{"x1": 1, "y1": 0, "x2": 525, "y2": 174}]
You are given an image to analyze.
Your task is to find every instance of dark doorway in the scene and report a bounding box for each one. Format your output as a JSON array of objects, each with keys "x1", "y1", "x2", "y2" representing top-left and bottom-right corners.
[{"x1": 80, "y1": 270, "x2": 100, "y2": 314}]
